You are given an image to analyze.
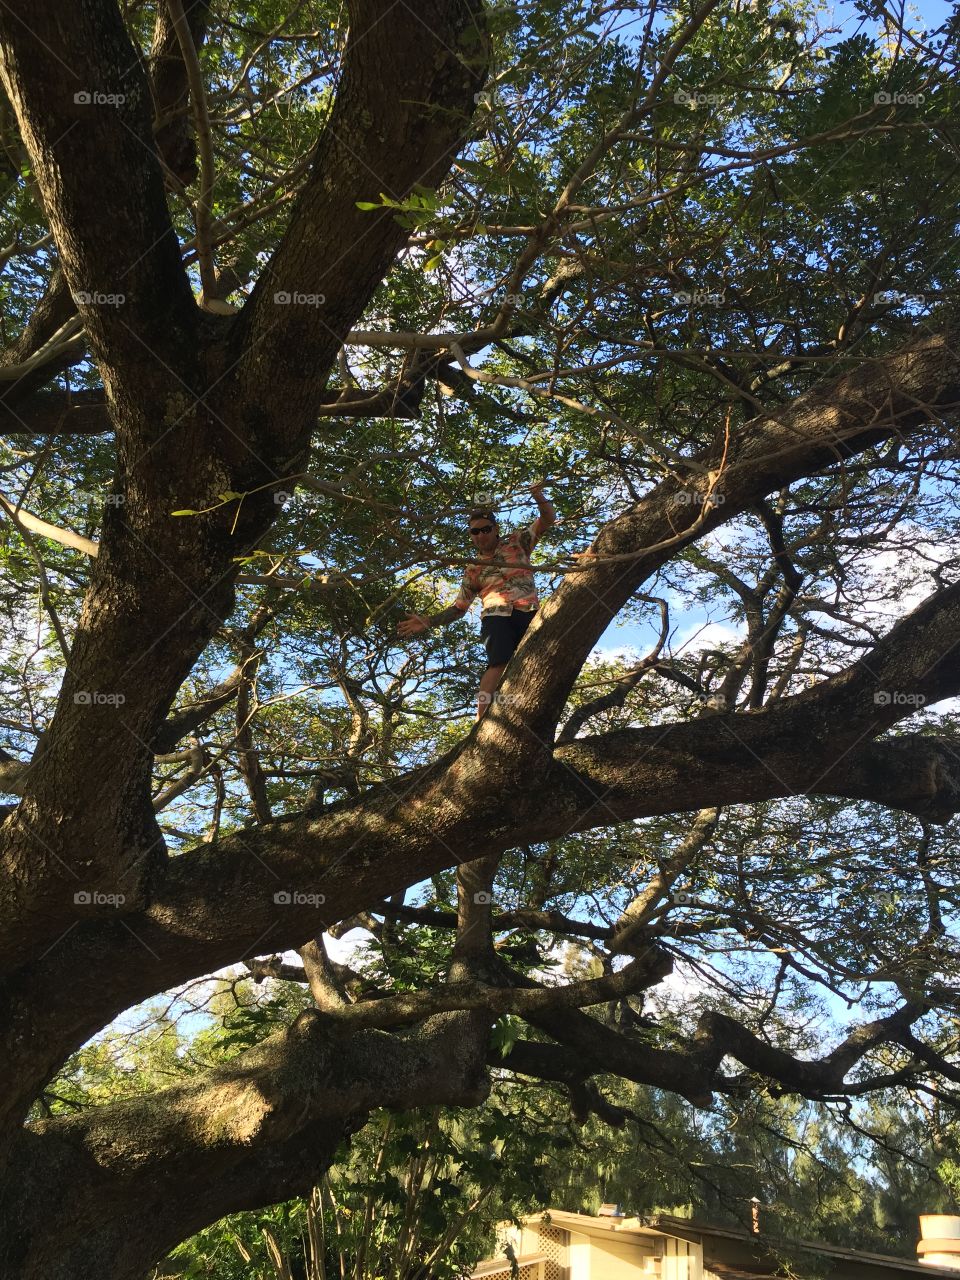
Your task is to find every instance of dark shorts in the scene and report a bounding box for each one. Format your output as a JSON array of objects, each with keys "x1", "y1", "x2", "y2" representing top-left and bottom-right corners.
[{"x1": 479, "y1": 609, "x2": 535, "y2": 669}]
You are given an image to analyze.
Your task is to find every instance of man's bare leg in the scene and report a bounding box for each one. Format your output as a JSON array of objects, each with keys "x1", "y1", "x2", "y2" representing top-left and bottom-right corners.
[{"x1": 477, "y1": 665, "x2": 506, "y2": 719}]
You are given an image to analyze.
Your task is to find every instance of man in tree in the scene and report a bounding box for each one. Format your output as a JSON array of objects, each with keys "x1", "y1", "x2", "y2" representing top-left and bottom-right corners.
[
  {"x1": 6, "y1": 0, "x2": 960, "y2": 1273},
  {"x1": 398, "y1": 483, "x2": 556, "y2": 718}
]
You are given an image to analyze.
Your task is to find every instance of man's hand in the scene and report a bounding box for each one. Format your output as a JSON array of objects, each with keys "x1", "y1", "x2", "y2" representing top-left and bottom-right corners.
[
  {"x1": 530, "y1": 480, "x2": 556, "y2": 531},
  {"x1": 397, "y1": 613, "x2": 430, "y2": 637}
]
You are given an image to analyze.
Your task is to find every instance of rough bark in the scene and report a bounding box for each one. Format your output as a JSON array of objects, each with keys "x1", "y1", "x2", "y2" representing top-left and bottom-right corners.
[
  {"x1": 480, "y1": 325, "x2": 960, "y2": 750},
  {"x1": 2, "y1": 327, "x2": 960, "y2": 1172},
  {"x1": 4, "y1": 1011, "x2": 491, "y2": 1280},
  {"x1": 0, "y1": 6, "x2": 490, "y2": 1262},
  {"x1": 0, "y1": 2, "x2": 958, "y2": 1274},
  {"x1": 0, "y1": 0, "x2": 488, "y2": 973}
]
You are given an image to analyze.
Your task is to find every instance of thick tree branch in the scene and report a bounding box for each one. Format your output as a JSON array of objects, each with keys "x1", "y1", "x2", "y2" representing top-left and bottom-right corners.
[
  {"x1": 0, "y1": 271, "x2": 86, "y2": 410},
  {"x1": 478, "y1": 324, "x2": 960, "y2": 749},
  {"x1": 377, "y1": 901, "x2": 613, "y2": 943},
  {"x1": 704, "y1": 1003, "x2": 923, "y2": 1095},
  {"x1": 541, "y1": 577, "x2": 960, "y2": 834},
  {"x1": 503, "y1": 1001, "x2": 925, "y2": 1107},
  {"x1": 227, "y1": 0, "x2": 488, "y2": 446},
  {"x1": 5, "y1": 575, "x2": 960, "y2": 1132},
  {"x1": 149, "y1": 0, "x2": 212, "y2": 190},
  {"x1": 4, "y1": 1010, "x2": 491, "y2": 1280},
  {"x1": 0, "y1": 0, "x2": 199, "y2": 384},
  {"x1": 0, "y1": 0, "x2": 491, "y2": 973},
  {"x1": 0, "y1": 387, "x2": 110, "y2": 436},
  {"x1": 299, "y1": 934, "x2": 350, "y2": 1012},
  {"x1": 449, "y1": 854, "x2": 500, "y2": 982}
]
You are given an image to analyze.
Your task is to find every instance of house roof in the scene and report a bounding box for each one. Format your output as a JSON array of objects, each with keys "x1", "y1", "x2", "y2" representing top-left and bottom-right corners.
[
  {"x1": 647, "y1": 1214, "x2": 960, "y2": 1278},
  {"x1": 707, "y1": 1262, "x2": 780, "y2": 1280},
  {"x1": 510, "y1": 1210, "x2": 960, "y2": 1279},
  {"x1": 531, "y1": 1208, "x2": 667, "y2": 1239}
]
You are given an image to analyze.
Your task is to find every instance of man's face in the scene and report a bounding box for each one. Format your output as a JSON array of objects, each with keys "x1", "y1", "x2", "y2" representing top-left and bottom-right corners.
[{"x1": 468, "y1": 518, "x2": 499, "y2": 554}]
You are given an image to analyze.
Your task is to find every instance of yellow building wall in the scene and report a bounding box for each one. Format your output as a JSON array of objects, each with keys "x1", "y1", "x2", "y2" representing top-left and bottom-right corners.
[
  {"x1": 568, "y1": 1234, "x2": 592, "y2": 1280},
  {"x1": 573, "y1": 1231, "x2": 702, "y2": 1280},
  {"x1": 507, "y1": 1218, "x2": 703, "y2": 1280},
  {"x1": 586, "y1": 1236, "x2": 659, "y2": 1280},
  {"x1": 663, "y1": 1235, "x2": 703, "y2": 1280}
]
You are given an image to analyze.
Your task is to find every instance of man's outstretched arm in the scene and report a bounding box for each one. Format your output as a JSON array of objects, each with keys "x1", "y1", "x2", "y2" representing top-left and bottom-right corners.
[
  {"x1": 398, "y1": 573, "x2": 476, "y2": 636},
  {"x1": 398, "y1": 604, "x2": 465, "y2": 635},
  {"x1": 530, "y1": 482, "x2": 556, "y2": 537},
  {"x1": 427, "y1": 605, "x2": 465, "y2": 627}
]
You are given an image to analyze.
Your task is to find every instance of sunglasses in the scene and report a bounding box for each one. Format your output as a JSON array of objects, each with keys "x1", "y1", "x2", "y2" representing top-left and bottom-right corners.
[{"x1": 469, "y1": 525, "x2": 495, "y2": 535}]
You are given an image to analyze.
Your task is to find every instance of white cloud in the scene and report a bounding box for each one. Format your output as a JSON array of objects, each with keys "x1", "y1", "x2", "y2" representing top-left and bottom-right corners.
[
  {"x1": 589, "y1": 643, "x2": 640, "y2": 663},
  {"x1": 322, "y1": 928, "x2": 369, "y2": 965},
  {"x1": 673, "y1": 619, "x2": 740, "y2": 655},
  {"x1": 851, "y1": 528, "x2": 960, "y2": 622}
]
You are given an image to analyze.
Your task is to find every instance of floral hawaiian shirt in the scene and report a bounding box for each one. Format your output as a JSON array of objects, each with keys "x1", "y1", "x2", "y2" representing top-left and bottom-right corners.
[{"x1": 453, "y1": 523, "x2": 541, "y2": 617}]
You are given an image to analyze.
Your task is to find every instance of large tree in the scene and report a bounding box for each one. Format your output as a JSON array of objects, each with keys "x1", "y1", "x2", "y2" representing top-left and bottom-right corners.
[{"x1": 1, "y1": 0, "x2": 960, "y2": 1275}]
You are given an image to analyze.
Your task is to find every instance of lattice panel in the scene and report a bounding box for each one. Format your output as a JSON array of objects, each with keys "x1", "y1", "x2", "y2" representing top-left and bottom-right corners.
[{"x1": 537, "y1": 1224, "x2": 568, "y2": 1280}]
